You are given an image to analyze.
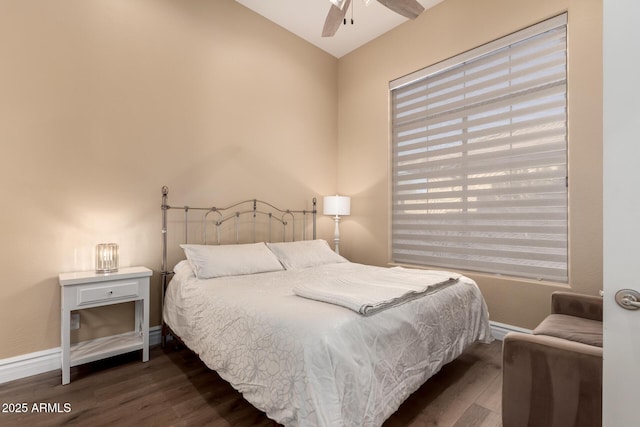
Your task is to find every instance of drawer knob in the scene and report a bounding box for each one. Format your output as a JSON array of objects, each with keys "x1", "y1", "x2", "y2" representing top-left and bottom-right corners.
[{"x1": 109, "y1": 290, "x2": 113, "y2": 295}]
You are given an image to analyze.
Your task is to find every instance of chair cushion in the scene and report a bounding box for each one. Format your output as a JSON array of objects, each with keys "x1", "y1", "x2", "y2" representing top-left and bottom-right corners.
[{"x1": 533, "y1": 314, "x2": 603, "y2": 347}]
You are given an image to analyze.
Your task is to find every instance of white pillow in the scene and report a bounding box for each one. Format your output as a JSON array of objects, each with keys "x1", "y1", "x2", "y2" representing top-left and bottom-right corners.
[
  {"x1": 173, "y1": 259, "x2": 194, "y2": 277},
  {"x1": 266, "y1": 239, "x2": 348, "y2": 270},
  {"x1": 181, "y1": 243, "x2": 284, "y2": 279}
]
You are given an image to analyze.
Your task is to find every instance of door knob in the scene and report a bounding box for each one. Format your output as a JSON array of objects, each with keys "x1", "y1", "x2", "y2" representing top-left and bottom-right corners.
[{"x1": 615, "y1": 289, "x2": 640, "y2": 310}]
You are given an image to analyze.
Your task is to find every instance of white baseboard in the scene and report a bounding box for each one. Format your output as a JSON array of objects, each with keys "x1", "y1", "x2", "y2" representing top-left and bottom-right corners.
[
  {"x1": 0, "y1": 326, "x2": 162, "y2": 385},
  {"x1": 2, "y1": 323, "x2": 523, "y2": 385},
  {"x1": 490, "y1": 320, "x2": 532, "y2": 341},
  {"x1": 0, "y1": 347, "x2": 61, "y2": 385}
]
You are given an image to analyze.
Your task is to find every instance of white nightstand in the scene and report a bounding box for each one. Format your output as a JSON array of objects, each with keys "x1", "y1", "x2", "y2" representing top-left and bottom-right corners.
[{"x1": 59, "y1": 266, "x2": 151, "y2": 385}]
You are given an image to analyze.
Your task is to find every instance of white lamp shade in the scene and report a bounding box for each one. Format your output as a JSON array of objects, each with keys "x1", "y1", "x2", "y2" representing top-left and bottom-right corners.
[
  {"x1": 323, "y1": 195, "x2": 351, "y2": 216},
  {"x1": 329, "y1": 0, "x2": 347, "y2": 9}
]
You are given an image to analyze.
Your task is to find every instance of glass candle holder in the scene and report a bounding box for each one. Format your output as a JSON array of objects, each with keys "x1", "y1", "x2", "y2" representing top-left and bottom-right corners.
[{"x1": 95, "y1": 243, "x2": 119, "y2": 274}]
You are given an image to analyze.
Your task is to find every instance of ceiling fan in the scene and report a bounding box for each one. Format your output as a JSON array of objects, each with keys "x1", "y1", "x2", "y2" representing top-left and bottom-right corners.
[{"x1": 322, "y1": 0, "x2": 425, "y2": 37}]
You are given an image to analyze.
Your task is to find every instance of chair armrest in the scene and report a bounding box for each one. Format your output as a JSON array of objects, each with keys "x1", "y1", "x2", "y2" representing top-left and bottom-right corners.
[
  {"x1": 551, "y1": 291, "x2": 603, "y2": 321},
  {"x1": 502, "y1": 332, "x2": 602, "y2": 427}
]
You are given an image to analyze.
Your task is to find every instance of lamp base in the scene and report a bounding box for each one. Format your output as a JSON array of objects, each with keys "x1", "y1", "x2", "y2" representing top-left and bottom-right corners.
[
  {"x1": 95, "y1": 268, "x2": 119, "y2": 274},
  {"x1": 333, "y1": 215, "x2": 341, "y2": 255}
]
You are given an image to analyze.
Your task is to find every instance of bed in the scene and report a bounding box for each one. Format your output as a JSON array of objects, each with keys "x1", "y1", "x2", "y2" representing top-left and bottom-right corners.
[{"x1": 160, "y1": 187, "x2": 492, "y2": 427}]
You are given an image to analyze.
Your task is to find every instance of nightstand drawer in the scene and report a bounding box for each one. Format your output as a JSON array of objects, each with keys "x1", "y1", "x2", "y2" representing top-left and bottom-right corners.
[{"x1": 77, "y1": 280, "x2": 140, "y2": 305}]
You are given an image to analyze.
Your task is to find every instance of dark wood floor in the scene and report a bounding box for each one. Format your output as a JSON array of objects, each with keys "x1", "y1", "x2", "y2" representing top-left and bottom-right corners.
[{"x1": 0, "y1": 340, "x2": 502, "y2": 427}]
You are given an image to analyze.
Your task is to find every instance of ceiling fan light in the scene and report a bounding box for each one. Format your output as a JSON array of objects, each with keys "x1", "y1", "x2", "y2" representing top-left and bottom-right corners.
[{"x1": 329, "y1": 0, "x2": 347, "y2": 10}]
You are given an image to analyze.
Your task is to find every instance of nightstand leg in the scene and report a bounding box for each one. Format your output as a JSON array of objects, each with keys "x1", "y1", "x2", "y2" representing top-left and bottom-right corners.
[
  {"x1": 136, "y1": 299, "x2": 149, "y2": 362},
  {"x1": 61, "y1": 308, "x2": 70, "y2": 385},
  {"x1": 143, "y1": 295, "x2": 149, "y2": 361}
]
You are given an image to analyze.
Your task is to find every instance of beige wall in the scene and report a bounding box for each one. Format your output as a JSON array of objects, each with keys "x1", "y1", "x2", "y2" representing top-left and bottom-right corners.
[
  {"x1": 337, "y1": 0, "x2": 603, "y2": 329},
  {"x1": 0, "y1": 0, "x2": 338, "y2": 359},
  {"x1": 0, "y1": 0, "x2": 603, "y2": 360}
]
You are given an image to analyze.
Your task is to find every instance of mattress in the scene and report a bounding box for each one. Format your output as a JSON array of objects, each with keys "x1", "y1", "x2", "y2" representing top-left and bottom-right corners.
[{"x1": 163, "y1": 261, "x2": 492, "y2": 427}]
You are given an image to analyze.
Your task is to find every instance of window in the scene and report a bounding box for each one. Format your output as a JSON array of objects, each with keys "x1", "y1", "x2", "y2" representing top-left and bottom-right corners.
[{"x1": 390, "y1": 14, "x2": 568, "y2": 283}]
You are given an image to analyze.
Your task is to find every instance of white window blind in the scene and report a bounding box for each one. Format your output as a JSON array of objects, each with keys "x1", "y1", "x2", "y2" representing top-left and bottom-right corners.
[{"x1": 390, "y1": 14, "x2": 568, "y2": 283}]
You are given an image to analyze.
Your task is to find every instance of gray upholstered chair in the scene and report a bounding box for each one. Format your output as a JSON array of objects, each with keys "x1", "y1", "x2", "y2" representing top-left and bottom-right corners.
[{"x1": 502, "y1": 291, "x2": 603, "y2": 427}]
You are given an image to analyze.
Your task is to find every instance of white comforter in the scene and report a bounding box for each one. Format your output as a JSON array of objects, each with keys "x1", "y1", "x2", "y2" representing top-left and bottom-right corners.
[{"x1": 164, "y1": 261, "x2": 492, "y2": 427}]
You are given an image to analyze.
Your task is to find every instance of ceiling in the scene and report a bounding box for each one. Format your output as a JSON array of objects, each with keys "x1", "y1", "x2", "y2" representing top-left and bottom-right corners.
[{"x1": 235, "y1": 0, "x2": 444, "y2": 58}]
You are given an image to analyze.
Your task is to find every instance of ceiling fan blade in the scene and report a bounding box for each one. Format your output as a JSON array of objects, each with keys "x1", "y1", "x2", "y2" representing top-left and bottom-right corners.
[
  {"x1": 322, "y1": 0, "x2": 352, "y2": 37},
  {"x1": 376, "y1": 0, "x2": 425, "y2": 19}
]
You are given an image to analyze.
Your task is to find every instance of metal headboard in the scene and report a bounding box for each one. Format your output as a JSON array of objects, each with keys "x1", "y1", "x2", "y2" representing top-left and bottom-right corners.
[{"x1": 160, "y1": 186, "x2": 317, "y2": 345}]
